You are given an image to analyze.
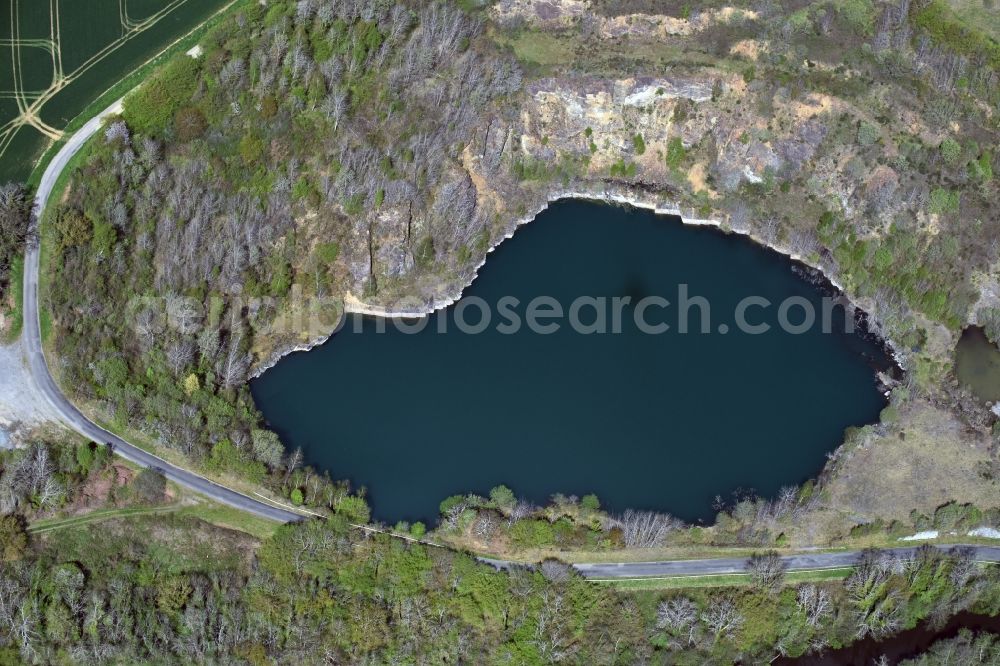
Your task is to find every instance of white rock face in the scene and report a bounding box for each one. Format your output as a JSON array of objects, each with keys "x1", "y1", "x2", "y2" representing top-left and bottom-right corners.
[
  {"x1": 899, "y1": 530, "x2": 939, "y2": 541},
  {"x1": 969, "y1": 527, "x2": 1000, "y2": 539}
]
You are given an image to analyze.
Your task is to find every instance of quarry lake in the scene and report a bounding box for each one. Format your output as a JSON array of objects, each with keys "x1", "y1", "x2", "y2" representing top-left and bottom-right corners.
[{"x1": 251, "y1": 199, "x2": 892, "y2": 525}]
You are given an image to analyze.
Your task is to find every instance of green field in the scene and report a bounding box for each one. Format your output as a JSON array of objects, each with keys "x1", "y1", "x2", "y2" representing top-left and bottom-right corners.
[{"x1": 0, "y1": 0, "x2": 233, "y2": 183}]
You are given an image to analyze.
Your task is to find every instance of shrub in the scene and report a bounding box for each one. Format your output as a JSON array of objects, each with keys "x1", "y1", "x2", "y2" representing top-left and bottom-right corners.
[
  {"x1": 939, "y1": 138, "x2": 961, "y2": 165},
  {"x1": 174, "y1": 107, "x2": 207, "y2": 141},
  {"x1": 510, "y1": 519, "x2": 555, "y2": 548},
  {"x1": 239, "y1": 134, "x2": 266, "y2": 163},
  {"x1": 316, "y1": 242, "x2": 340, "y2": 264},
  {"x1": 632, "y1": 133, "x2": 646, "y2": 155},
  {"x1": 857, "y1": 121, "x2": 880, "y2": 146},
  {"x1": 665, "y1": 137, "x2": 686, "y2": 169},
  {"x1": 837, "y1": 0, "x2": 876, "y2": 36},
  {"x1": 133, "y1": 468, "x2": 167, "y2": 504},
  {"x1": 609, "y1": 160, "x2": 637, "y2": 178},
  {"x1": 928, "y1": 187, "x2": 960, "y2": 215}
]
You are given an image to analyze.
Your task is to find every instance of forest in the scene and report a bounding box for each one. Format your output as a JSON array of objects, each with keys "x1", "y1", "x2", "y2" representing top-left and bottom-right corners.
[
  {"x1": 1, "y1": 440, "x2": 999, "y2": 664},
  {"x1": 39, "y1": 0, "x2": 531, "y2": 515}
]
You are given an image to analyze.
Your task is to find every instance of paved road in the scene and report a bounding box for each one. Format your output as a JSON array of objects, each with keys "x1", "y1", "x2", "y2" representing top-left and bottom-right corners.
[
  {"x1": 23, "y1": 99, "x2": 302, "y2": 523},
  {"x1": 573, "y1": 545, "x2": 1000, "y2": 579}
]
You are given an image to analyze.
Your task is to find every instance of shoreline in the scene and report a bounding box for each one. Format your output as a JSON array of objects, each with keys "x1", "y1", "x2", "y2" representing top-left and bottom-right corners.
[{"x1": 250, "y1": 186, "x2": 906, "y2": 379}]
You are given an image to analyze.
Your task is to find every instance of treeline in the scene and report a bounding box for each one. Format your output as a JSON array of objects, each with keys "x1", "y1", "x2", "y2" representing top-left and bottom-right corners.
[
  {"x1": 0, "y1": 183, "x2": 32, "y2": 307},
  {"x1": 432, "y1": 483, "x2": 825, "y2": 551},
  {"x1": 1, "y1": 503, "x2": 999, "y2": 663},
  {"x1": 0, "y1": 439, "x2": 170, "y2": 522}
]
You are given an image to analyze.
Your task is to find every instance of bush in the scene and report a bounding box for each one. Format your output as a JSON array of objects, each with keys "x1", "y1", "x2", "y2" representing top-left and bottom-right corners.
[
  {"x1": 836, "y1": 0, "x2": 876, "y2": 36},
  {"x1": 489, "y1": 484, "x2": 515, "y2": 509},
  {"x1": 857, "y1": 121, "x2": 880, "y2": 146},
  {"x1": 632, "y1": 134, "x2": 646, "y2": 155},
  {"x1": 665, "y1": 137, "x2": 686, "y2": 169},
  {"x1": 239, "y1": 134, "x2": 266, "y2": 163},
  {"x1": 0, "y1": 514, "x2": 27, "y2": 562},
  {"x1": 316, "y1": 242, "x2": 340, "y2": 264},
  {"x1": 929, "y1": 187, "x2": 960, "y2": 215},
  {"x1": 939, "y1": 138, "x2": 961, "y2": 166},
  {"x1": 174, "y1": 107, "x2": 207, "y2": 141},
  {"x1": 609, "y1": 159, "x2": 637, "y2": 178},
  {"x1": 581, "y1": 493, "x2": 600, "y2": 512},
  {"x1": 335, "y1": 495, "x2": 371, "y2": 524},
  {"x1": 133, "y1": 468, "x2": 167, "y2": 504},
  {"x1": 509, "y1": 519, "x2": 555, "y2": 548}
]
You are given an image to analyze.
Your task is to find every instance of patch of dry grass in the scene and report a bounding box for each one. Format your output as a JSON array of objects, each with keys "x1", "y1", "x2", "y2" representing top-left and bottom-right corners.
[{"x1": 810, "y1": 399, "x2": 995, "y2": 535}]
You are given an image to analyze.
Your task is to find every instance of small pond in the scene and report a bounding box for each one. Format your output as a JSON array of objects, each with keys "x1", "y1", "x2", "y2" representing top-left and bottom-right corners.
[{"x1": 955, "y1": 325, "x2": 1000, "y2": 403}]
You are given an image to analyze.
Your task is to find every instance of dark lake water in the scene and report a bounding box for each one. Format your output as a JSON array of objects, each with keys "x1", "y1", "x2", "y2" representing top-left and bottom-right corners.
[
  {"x1": 776, "y1": 612, "x2": 1000, "y2": 665},
  {"x1": 251, "y1": 199, "x2": 890, "y2": 525}
]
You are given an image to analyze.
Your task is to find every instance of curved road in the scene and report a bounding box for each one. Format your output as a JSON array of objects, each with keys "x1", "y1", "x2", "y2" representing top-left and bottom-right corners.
[
  {"x1": 20, "y1": 100, "x2": 1000, "y2": 576},
  {"x1": 24, "y1": 99, "x2": 302, "y2": 523}
]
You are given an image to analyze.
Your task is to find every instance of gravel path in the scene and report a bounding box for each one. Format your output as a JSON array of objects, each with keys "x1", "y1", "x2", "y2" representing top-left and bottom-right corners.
[{"x1": 0, "y1": 338, "x2": 61, "y2": 446}]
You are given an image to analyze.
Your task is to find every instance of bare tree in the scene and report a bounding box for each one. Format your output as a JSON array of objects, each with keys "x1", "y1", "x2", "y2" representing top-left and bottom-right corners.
[
  {"x1": 796, "y1": 584, "x2": 832, "y2": 627},
  {"x1": 219, "y1": 329, "x2": 251, "y2": 389},
  {"x1": 166, "y1": 339, "x2": 195, "y2": 376},
  {"x1": 607, "y1": 510, "x2": 683, "y2": 548},
  {"x1": 846, "y1": 550, "x2": 902, "y2": 639},
  {"x1": 539, "y1": 559, "x2": 573, "y2": 584},
  {"x1": 747, "y1": 551, "x2": 787, "y2": 593},
  {"x1": 701, "y1": 598, "x2": 744, "y2": 639},
  {"x1": 283, "y1": 447, "x2": 304, "y2": 483},
  {"x1": 472, "y1": 510, "x2": 501, "y2": 539},
  {"x1": 656, "y1": 596, "x2": 699, "y2": 645},
  {"x1": 0, "y1": 182, "x2": 34, "y2": 285},
  {"x1": 506, "y1": 500, "x2": 534, "y2": 527}
]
